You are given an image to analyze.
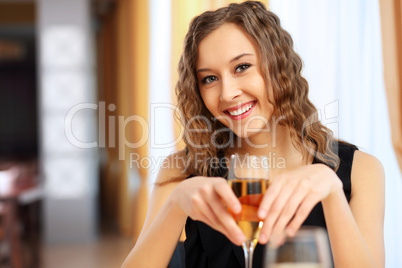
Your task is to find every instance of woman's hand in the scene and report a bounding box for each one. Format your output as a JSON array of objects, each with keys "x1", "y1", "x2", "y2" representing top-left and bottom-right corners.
[
  {"x1": 257, "y1": 163, "x2": 343, "y2": 245},
  {"x1": 172, "y1": 176, "x2": 246, "y2": 245}
]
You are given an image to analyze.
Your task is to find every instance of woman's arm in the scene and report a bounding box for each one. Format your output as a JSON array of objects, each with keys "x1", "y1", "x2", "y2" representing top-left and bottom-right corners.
[
  {"x1": 122, "y1": 150, "x2": 245, "y2": 268},
  {"x1": 257, "y1": 151, "x2": 385, "y2": 267},
  {"x1": 121, "y1": 150, "x2": 188, "y2": 268},
  {"x1": 323, "y1": 150, "x2": 385, "y2": 268}
]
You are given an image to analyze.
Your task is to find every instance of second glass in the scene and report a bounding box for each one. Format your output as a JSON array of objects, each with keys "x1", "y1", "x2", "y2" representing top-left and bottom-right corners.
[
  {"x1": 228, "y1": 153, "x2": 270, "y2": 268},
  {"x1": 264, "y1": 227, "x2": 332, "y2": 268}
]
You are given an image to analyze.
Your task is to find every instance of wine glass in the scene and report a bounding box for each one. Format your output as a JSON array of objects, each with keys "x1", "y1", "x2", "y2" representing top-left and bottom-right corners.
[
  {"x1": 228, "y1": 153, "x2": 270, "y2": 268},
  {"x1": 264, "y1": 227, "x2": 332, "y2": 268}
]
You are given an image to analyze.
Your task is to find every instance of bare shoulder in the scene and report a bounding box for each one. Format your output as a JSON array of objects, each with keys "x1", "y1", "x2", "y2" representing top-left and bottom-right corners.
[
  {"x1": 352, "y1": 150, "x2": 384, "y2": 178},
  {"x1": 351, "y1": 150, "x2": 385, "y2": 194},
  {"x1": 155, "y1": 149, "x2": 188, "y2": 186}
]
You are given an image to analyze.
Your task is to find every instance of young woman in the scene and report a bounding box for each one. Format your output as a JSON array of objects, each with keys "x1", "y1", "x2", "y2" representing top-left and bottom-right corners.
[{"x1": 122, "y1": 1, "x2": 384, "y2": 267}]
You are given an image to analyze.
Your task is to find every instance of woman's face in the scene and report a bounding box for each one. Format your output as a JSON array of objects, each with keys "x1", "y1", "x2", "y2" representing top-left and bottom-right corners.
[{"x1": 196, "y1": 23, "x2": 274, "y2": 139}]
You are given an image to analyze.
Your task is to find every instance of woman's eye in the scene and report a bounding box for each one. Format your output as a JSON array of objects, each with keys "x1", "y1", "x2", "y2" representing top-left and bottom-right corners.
[
  {"x1": 235, "y1": 63, "x2": 251, "y2": 73},
  {"x1": 201, "y1": 76, "x2": 218, "y2": 84}
]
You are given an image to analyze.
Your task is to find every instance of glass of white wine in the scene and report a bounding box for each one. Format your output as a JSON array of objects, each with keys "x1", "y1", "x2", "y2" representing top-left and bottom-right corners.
[
  {"x1": 264, "y1": 227, "x2": 332, "y2": 268},
  {"x1": 228, "y1": 154, "x2": 270, "y2": 268}
]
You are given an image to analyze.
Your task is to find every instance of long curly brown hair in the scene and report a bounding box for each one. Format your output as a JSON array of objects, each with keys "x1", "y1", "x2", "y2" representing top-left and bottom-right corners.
[{"x1": 176, "y1": 1, "x2": 339, "y2": 177}]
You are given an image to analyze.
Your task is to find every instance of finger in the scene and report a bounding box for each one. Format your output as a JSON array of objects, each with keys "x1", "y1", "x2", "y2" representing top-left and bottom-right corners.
[
  {"x1": 259, "y1": 179, "x2": 298, "y2": 244},
  {"x1": 285, "y1": 195, "x2": 319, "y2": 236},
  {"x1": 206, "y1": 193, "x2": 245, "y2": 245},
  {"x1": 258, "y1": 176, "x2": 285, "y2": 219},
  {"x1": 190, "y1": 193, "x2": 236, "y2": 240},
  {"x1": 214, "y1": 180, "x2": 242, "y2": 214},
  {"x1": 199, "y1": 211, "x2": 215, "y2": 228},
  {"x1": 271, "y1": 178, "x2": 312, "y2": 237},
  {"x1": 189, "y1": 194, "x2": 217, "y2": 224},
  {"x1": 199, "y1": 182, "x2": 245, "y2": 245}
]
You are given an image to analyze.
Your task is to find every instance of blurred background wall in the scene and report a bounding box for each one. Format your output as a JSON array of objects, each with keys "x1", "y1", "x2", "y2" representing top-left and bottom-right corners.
[
  {"x1": 37, "y1": 0, "x2": 98, "y2": 244},
  {"x1": 0, "y1": 0, "x2": 401, "y2": 267}
]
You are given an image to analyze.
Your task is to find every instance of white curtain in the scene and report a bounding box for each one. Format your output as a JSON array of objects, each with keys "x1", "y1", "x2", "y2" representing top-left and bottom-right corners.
[
  {"x1": 148, "y1": 0, "x2": 175, "y2": 192},
  {"x1": 269, "y1": 0, "x2": 402, "y2": 267}
]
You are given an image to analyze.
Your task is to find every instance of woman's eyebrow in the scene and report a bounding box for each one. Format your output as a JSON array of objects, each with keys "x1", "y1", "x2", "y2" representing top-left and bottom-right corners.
[
  {"x1": 196, "y1": 68, "x2": 211, "y2": 74},
  {"x1": 196, "y1": 53, "x2": 254, "y2": 74},
  {"x1": 230, "y1": 53, "x2": 253, "y2": 63}
]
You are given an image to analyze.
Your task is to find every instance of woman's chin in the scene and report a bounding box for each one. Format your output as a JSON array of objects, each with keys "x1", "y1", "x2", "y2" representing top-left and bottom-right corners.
[
  {"x1": 233, "y1": 124, "x2": 269, "y2": 139},
  {"x1": 233, "y1": 129, "x2": 265, "y2": 140}
]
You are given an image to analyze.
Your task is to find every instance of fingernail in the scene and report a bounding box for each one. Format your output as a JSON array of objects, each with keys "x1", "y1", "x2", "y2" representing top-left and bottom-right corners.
[
  {"x1": 259, "y1": 233, "x2": 267, "y2": 243},
  {"x1": 234, "y1": 204, "x2": 241, "y2": 213},
  {"x1": 258, "y1": 209, "x2": 266, "y2": 219},
  {"x1": 270, "y1": 233, "x2": 281, "y2": 247},
  {"x1": 278, "y1": 236, "x2": 286, "y2": 247},
  {"x1": 237, "y1": 234, "x2": 245, "y2": 243},
  {"x1": 286, "y1": 227, "x2": 295, "y2": 237}
]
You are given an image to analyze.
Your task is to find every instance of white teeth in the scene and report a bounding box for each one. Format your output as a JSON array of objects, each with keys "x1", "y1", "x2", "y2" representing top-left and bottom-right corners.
[{"x1": 228, "y1": 103, "x2": 254, "y2": 116}]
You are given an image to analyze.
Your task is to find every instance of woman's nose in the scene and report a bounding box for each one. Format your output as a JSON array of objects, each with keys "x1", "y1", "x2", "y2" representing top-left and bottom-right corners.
[{"x1": 219, "y1": 76, "x2": 242, "y2": 102}]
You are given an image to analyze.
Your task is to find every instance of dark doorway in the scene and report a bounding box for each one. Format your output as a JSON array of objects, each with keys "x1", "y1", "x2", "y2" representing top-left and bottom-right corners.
[{"x1": 0, "y1": 26, "x2": 38, "y2": 161}]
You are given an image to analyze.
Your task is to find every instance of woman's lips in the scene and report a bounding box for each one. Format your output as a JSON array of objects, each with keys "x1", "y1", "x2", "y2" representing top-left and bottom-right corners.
[{"x1": 224, "y1": 100, "x2": 257, "y2": 120}]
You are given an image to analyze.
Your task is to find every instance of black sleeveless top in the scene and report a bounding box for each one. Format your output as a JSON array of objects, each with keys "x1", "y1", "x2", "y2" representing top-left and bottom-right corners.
[{"x1": 184, "y1": 142, "x2": 358, "y2": 268}]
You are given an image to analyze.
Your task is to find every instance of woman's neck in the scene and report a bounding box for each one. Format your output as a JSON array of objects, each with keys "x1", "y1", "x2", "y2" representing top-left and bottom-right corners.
[{"x1": 226, "y1": 125, "x2": 313, "y2": 175}]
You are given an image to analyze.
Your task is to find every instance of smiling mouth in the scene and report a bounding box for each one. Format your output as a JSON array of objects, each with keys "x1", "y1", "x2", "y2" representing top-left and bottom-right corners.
[{"x1": 224, "y1": 100, "x2": 257, "y2": 118}]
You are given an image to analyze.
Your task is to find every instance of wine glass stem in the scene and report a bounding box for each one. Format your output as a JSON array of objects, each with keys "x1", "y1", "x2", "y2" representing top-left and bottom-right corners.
[{"x1": 242, "y1": 240, "x2": 255, "y2": 268}]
